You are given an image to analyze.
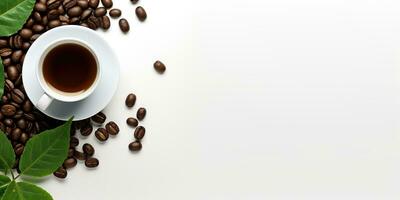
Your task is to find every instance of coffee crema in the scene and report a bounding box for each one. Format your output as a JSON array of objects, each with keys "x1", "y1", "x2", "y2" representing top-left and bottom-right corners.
[{"x1": 42, "y1": 43, "x2": 97, "y2": 94}]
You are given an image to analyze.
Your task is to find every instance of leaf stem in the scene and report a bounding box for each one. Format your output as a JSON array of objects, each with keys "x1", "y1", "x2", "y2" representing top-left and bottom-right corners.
[
  {"x1": 14, "y1": 174, "x2": 20, "y2": 180},
  {"x1": 10, "y1": 170, "x2": 15, "y2": 180}
]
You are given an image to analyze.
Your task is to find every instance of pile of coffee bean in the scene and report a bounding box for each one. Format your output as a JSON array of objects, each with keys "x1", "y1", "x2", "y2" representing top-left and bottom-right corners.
[{"x1": 0, "y1": 0, "x2": 157, "y2": 179}]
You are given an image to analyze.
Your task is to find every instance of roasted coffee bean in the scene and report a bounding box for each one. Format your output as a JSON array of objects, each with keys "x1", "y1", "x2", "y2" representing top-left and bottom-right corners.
[
  {"x1": 68, "y1": 6, "x2": 83, "y2": 17},
  {"x1": 94, "y1": 7, "x2": 107, "y2": 17},
  {"x1": 58, "y1": 4, "x2": 66, "y2": 14},
  {"x1": 137, "y1": 107, "x2": 146, "y2": 121},
  {"x1": 80, "y1": 22, "x2": 89, "y2": 28},
  {"x1": 22, "y1": 100, "x2": 33, "y2": 112},
  {"x1": 68, "y1": 148, "x2": 75, "y2": 157},
  {"x1": 70, "y1": 17, "x2": 80, "y2": 24},
  {"x1": 14, "y1": 144, "x2": 24, "y2": 156},
  {"x1": 41, "y1": 16, "x2": 49, "y2": 26},
  {"x1": 24, "y1": 18, "x2": 35, "y2": 28},
  {"x1": 4, "y1": 118, "x2": 14, "y2": 127},
  {"x1": 9, "y1": 35, "x2": 22, "y2": 49},
  {"x1": 32, "y1": 12, "x2": 42, "y2": 22},
  {"x1": 101, "y1": 16, "x2": 110, "y2": 29},
  {"x1": 23, "y1": 113, "x2": 35, "y2": 121},
  {"x1": 109, "y1": 9, "x2": 121, "y2": 18},
  {"x1": 89, "y1": 0, "x2": 99, "y2": 8},
  {"x1": 32, "y1": 24, "x2": 45, "y2": 33},
  {"x1": 11, "y1": 89, "x2": 25, "y2": 104},
  {"x1": 47, "y1": 0, "x2": 62, "y2": 10},
  {"x1": 1, "y1": 96, "x2": 8, "y2": 104},
  {"x1": 0, "y1": 48, "x2": 12, "y2": 57},
  {"x1": 30, "y1": 34, "x2": 41, "y2": 42},
  {"x1": 2, "y1": 58, "x2": 11, "y2": 67},
  {"x1": 13, "y1": 110, "x2": 23, "y2": 119},
  {"x1": 154, "y1": 60, "x2": 166, "y2": 74},
  {"x1": 48, "y1": 20, "x2": 62, "y2": 29},
  {"x1": 126, "y1": 117, "x2": 138, "y2": 128},
  {"x1": 134, "y1": 126, "x2": 145, "y2": 140},
  {"x1": 101, "y1": 0, "x2": 112, "y2": 8},
  {"x1": 0, "y1": 122, "x2": 5, "y2": 132},
  {"x1": 53, "y1": 167, "x2": 67, "y2": 178},
  {"x1": 91, "y1": 112, "x2": 106, "y2": 124},
  {"x1": 119, "y1": 18, "x2": 130, "y2": 33},
  {"x1": 82, "y1": 143, "x2": 95, "y2": 156},
  {"x1": 74, "y1": 150, "x2": 87, "y2": 160},
  {"x1": 17, "y1": 119, "x2": 26, "y2": 130},
  {"x1": 59, "y1": 15, "x2": 69, "y2": 23},
  {"x1": 1, "y1": 105, "x2": 16, "y2": 116},
  {"x1": 130, "y1": 0, "x2": 139, "y2": 3},
  {"x1": 11, "y1": 50, "x2": 23, "y2": 63},
  {"x1": 5, "y1": 80, "x2": 14, "y2": 92},
  {"x1": 135, "y1": 6, "x2": 147, "y2": 21},
  {"x1": 63, "y1": 0, "x2": 77, "y2": 10},
  {"x1": 11, "y1": 128, "x2": 22, "y2": 141},
  {"x1": 75, "y1": 118, "x2": 90, "y2": 129},
  {"x1": 87, "y1": 18, "x2": 98, "y2": 30},
  {"x1": 77, "y1": 0, "x2": 89, "y2": 9},
  {"x1": 63, "y1": 157, "x2": 77, "y2": 169},
  {"x1": 19, "y1": 133, "x2": 29, "y2": 144},
  {"x1": 70, "y1": 136, "x2": 79, "y2": 147},
  {"x1": 129, "y1": 141, "x2": 142, "y2": 151},
  {"x1": 85, "y1": 157, "x2": 99, "y2": 168},
  {"x1": 35, "y1": 3, "x2": 47, "y2": 12},
  {"x1": 8, "y1": 66, "x2": 19, "y2": 80},
  {"x1": 19, "y1": 29, "x2": 33, "y2": 40},
  {"x1": 47, "y1": 9, "x2": 60, "y2": 20},
  {"x1": 21, "y1": 42, "x2": 31, "y2": 50},
  {"x1": 125, "y1": 93, "x2": 136, "y2": 108},
  {"x1": 95, "y1": 128, "x2": 109, "y2": 141},
  {"x1": 0, "y1": 39, "x2": 7, "y2": 48},
  {"x1": 81, "y1": 8, "x2": 92, "y2": 20},
  {"x1": 80, "y1": 124, "x2": 93, "y2": 136},
  {"x1": 105, "y1": 121, "x2": 119, "y2": 135}
]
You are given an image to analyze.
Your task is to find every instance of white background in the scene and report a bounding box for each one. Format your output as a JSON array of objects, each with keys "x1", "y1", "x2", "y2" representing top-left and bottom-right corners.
[{"x1": 32, "y1": 0, "x2": 400, "y2": 199}]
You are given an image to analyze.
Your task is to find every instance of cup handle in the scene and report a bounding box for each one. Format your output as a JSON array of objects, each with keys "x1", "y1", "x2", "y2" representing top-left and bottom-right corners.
[{"x1": 37, "y1": 93, "x2": 54, "y2": 111}]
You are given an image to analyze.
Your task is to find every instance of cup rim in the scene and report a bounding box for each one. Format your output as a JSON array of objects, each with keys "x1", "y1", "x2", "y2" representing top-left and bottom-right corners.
[{"x1": 37, "y1": 38, "x2": 101, "y2": 102}]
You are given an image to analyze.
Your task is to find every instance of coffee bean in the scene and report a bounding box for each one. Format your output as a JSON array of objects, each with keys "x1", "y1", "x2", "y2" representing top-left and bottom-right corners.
[
  {"x1": 91, "y1": 112, "x2": 106, "y2": 124},
  {"x1": 14, "y1": 144, "x2": 24, "y2": 156},
  {"x1": 47, "y1": 0, "x2": 62, "y2": 10},
  {"x1": 81, "y1": 8, "x2": 92, "y2": 20},
  {"x1": 105, "y1": 121, "x2": 119, "y2": 135},
  {"x1": 2, "y1": 58, "x2": 11, "y2": 67},
  {"x1": 153, "y1": 60, "x2": 166, "y2": 74},
  {"x1": 129, "y1": 141, "x2": 142, "y2": 151},
  {"x1": 4, "y1": 80, "x2": 14, "y2": 92},
  {"x1": 137, "y1": 108, "x2": 146, "y2": 121},
  {"x1": 11, "y1": 89, "x2": 25, "y2": 104},
  {"x1": 80, "y1": 124, "x2": 93, "y2": 136},
  {"x1": 7, "y1": 66, "x2": 18, "y2": 81},
  {"x1": 24, "y1": 18, "x2": 35, "y2": 28},
  {"x1": 0, "y1": 48, "x2": 12, "y2": 57},
  {"x1": 135, "y1": 6, "x2": 147, "y2": 21},
  {"x1": 11, "y1": 50, "x2": 23, "y2": 63},
  {"x1": 134, "y1": 126, "x2": 145, "y2": 140},
  {"x1": 74, "y1": 150, "x2": 87, "y2": 160},
  {"x1": 82, "y1": 143, "x2": 95, "y2": 156},
  {"x1": 68, "y1": 6, "x2": 83, "y2": 17},
  {"x1": 125, "y1": 93, "x2": 136, "y2": 108},
  {"x1": 9, "y1": 35, "x2": 22, "y2": 49},
  {"x1": 126, "y1": 117, "x2": 138, "y2": 128},
  {"x1": 77, "y1": 0, "x2": 89, "y2": 9},
  {"x1": 19, "y1": 29, "x2": 33, "y2": 40},
  {"x1": 95, "y1": 128, "x2": 109, "y2": 141},
  {"x1": 70, "y1": 136, "x2": 79, "y2": 147},
  {"x1": 63, "y1": 157, "x2": 77, "y2": 169},
  {"x1": 68, "y1": 148, "x2": 75, "y2": 157},
  {"x1": 63, "y1": 0, "x2": 77, "y2": 10},
  {"x1": 101, "y1": 16, "x2": 110, "y2": 29},
  {"x1": 89, "y1": 0, "x2": 99, "y2": 8},
  {"x1": 1, "y1": 105, "x2": 16, "y2": 116},
  {"x1": 101, "y1": 0, "x2": 112, "y2": 8},
  {"x1": 48, "y1": 20, "x2": 62, "y2": 29},
  {"x1": 70, "y1": 17, "x2": 80, "y2": 24},
  {"x1": 87, "y1": 16, "x2": 99, "y2": 30},
  {"x1": 11, "y1": 128, "x2": 22, "y2": 140},
  {"x1": 33, "y1": 24, "x2": 45, "y2": 33},
  {"x1": 130, "y1": 0, "x2": 139, "y2": 4},
  {"x1": 21, "y1": 42, "x2": 31, "y2": 51},
  {"x1": 119, "y1": 18, "x2": 130, "y2": 33},
  {"x1": 59, "y1": 15, "x2": 69, "y2": 23},
  {"x1": 53, "y1": 167, "x2": 67, "y2": 178},
  {"x1": 4, "y1": 118, "x2": 14, "y2": 127},
  {"x1": 30, "y1": 34, "x2": 41, "y2": 42},
  {"x1": 22, "y1": 100, "x2": 33, "y2": 112},
  {"x1": 32, "y1": 12, "x2": 42, "y2": 22},
  {"x1": 41, "y1": 15, "x2": 49, "y2": 26},
  {"x1": 0, "y1": 39, "x2": 7, "y2": 48},
  {"x1": 94, "y1": 7, "x2": 107, "y2": 17},
  {"x1": 47, "y1": 9, "x2": 59, "y2": 20},
  {"x1": 19, "y1": 133, "x2": 29, "y2": 144},
  {"x1": 109, "y1": 9, "x2": 121, "y2": 18},
  {"x1": 23, "y1": 113, "x2": 35, "y2": 121},
  {"x1": 85, "y1": 157, "x2": 99, "y2": 168},
  {"x1": 35, "y1": 3, "x2": 47, "y2": 12},
  {"x1": 17, "y1": 119, "x2": 26, "y2": 130}
]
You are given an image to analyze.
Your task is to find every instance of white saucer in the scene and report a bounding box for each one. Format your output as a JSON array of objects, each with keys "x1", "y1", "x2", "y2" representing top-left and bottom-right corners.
[{"x1": 23, "y1": 26, "x2": 120, "y2": 121}]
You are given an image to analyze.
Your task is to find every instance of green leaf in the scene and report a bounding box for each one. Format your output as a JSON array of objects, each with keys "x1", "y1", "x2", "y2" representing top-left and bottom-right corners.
[
  {"x1": 0, "y1": 132, "x2": 15, "y2": 172},
  {"x1": 1, "y1": 181, "x2": 52, "y2": 200},
  {"x1": 0, "y1": 0, "x2": 36, "y2": 36},
  {"x1": 0, "y1": 175, "x2": 11, "y2": 197},
  {"x1": 0, "y1": 58, "x2": 4, "y2": 98},
  {"x1": 19, "y1": 118, "x2": 72, "y2": 177}
]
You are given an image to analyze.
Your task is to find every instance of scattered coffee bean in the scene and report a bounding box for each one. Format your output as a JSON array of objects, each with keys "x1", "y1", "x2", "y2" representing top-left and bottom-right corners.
[
  {"x1": 35, "y1": 2, "x2": 47, "y2": 12},
  {"x1": 129, "y1": 141, "x2": 142, "y2": 151},
  {"x1": 77, "y1": 0, "x2": 89, "y2": 9},
  {"x1": 137, "y1": 108, "x2": 146, "y2": 121},
  {"x1": 81, "y1": 8, "x2": 93, "y2": 20},
  {"x1": 68, "y1": 148, "x2": 75, "y2": 157},
  {"x1": 119, "y1": 18, "x2": 130, "y2": 33},
  {"x1": 53, "y1": 167, "x2": 67, "y2": 179},
  {"x1": 11, "y1": 128, "x2": 22, "y2": 141},
  {"x1": 101, "y1": 16, "x2": 111, "y2": 29},
  {"x1": 91, "y1": 112, "x2": 106, "y2": 124},
  {"x1": 94, "y1": 7, "x2": 107, "y2": 17},
  {"x1": 70, "y1": 136, "x2": 79, "y2": 147},
  {"x1": 80, "y1": 124, "x2": 93, "y2": 136},
  {"x1": 1, "y1": 105, "x2": 16, "y2": 116},
  {"x1": 134, "y1": 126, "x2": 145, "y2": 140},
  {"x1": 83, "y1": 143, "x2": 95, "y2": 156},
  {"x1": 130, "y1": 0, "x2": 139, "y2": 4},
  {"x1": 11, "y1": 89, "x2": 25, "y2": 104},
  {"x1": 109, "y1": 9, "x2": 121, "y2": 18},
  {"x1": 153, "y1": 60, "x2": 166, "y2": 74},
  {"x1": 0, "y1": 48, "x2": 12, "y2": 57},
  {"x1": 68, "y1": 6, "x2": 83, "y2": 17},
  {"x1": 125, "y1": 93, "x2": 136, "y2": 108},
  {"x1": 105, "y1": 121, "x2": 119, "y2": 135},
  {"x1": 95, "y1": 128, "x2": 109, "y2": 141},
  {"x1": 19, "y1": 29, "x2": 33, "y2": 40},
  {"x1": 63, "y1": 158, "x2": 78, "y2": 169},
  {"x1": 126, "y1": 117, "x2": 138, "y2": 128},
  {"x1": 7, "y1": 66, "x2": 19, "y2": 81},
  {"x1": 48, "y1": 20, "x2": 62, "y2": 29},
  {"x1": 47, "y1": 0, "x2": 62, "y2": 10},
  {"x1": 32, "y1": 24, "x2": 45, "y2": 33},
  {"x1": 11, "y1": 50, "x2": 23, "y2": 63},
  {"x1": 135, "y1": 6, "x2": 147, "y2": 21},
  {"x1": 0, "y1": 39, "x2": 7, "y2": 48},
  {"x1": 85, "y1": 157, "x2": 99, "y2": 168},
  {"x1": 89, "y1": 0, "x2": 99, "y2": 8},
  {"x1": 74, "y1": 150, "x2": 87, "y2": 161},
  {"x1": 101, "y1": 0, "x2": 113, "y2": 8}
]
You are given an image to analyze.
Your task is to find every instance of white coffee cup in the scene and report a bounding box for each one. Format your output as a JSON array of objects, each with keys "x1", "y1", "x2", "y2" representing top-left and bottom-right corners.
[{"x1": 36, "y1": 38, "x2": 101, "y2": 110}]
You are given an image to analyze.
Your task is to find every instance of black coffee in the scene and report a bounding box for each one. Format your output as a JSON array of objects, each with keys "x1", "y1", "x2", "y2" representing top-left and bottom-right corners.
[{"x1": 43, "y1": 43, "x2": 97, "y2": 93}]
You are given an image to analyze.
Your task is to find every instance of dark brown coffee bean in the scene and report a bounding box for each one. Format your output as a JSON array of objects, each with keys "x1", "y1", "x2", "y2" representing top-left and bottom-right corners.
[
  {"x1": 1, "y1": 105, "x2": 16, "y2": 117},
  {"x1": 30, "y1": 34, "x2": 41, "y2": 42},
  {"x1": 63, "y1": 0, "x2": 77, "y2": 10},
  {"x1": 85, "y1": 157, "x2": 99, "y2": 168},
  {"x1": 35, "y1": 3, "x2": 47, "y2": 12},
  {"x1": 77, "y1": 0, "x2": 89, "y2": 9},
  {"x1": 105, "y1": 121, "x2": 119, "y2": 135},
  {"x1": 91, "y1": 112, "x2": 106, "y2": 124},
  {"x1": 53, "y1": 167, "x2": 67, "y2": 178},
  {"x1": 80, "y1": 124, "x2": 93, "y2": 136},
  {"x1": 32, "y1": 12, "x2": 42, "y2": 22},
  {"x1": 7, "y1": 66, "x2": 18, "y2": 81},
  {"x1": 4, "y1": 80, "x2": 13, "y2": 92},
  {"x1": 135, "y1": 6, "x2": 147, "y2": 21},
  {"x1": 89, "y1": 0, "x2": 99, "y2": 8},
  {"x1": 81, "y1": 8, "x2": 92, "y2": 20},
  {"x1": 32, "y1": 24, "x2": 45, "y2": 33},
  {"x1": 137, "y1": 108, "x2": 146, "y2": 121},
  {"x1": 74, "y1": 150, "x2": 87, "y2": 160},
  {"x1": 119, "y1": 18, "x2": 130, "y2": 33},
  {"x1": 47, "y1": 9, "x2": 60, "y2": 21},
  {"x1": 94, "y1": 7, "x2": 106, "y2": 17},
  {"x1": 63, "y1": 157, "x2": 77, "y2": 169},
  {"x1": 59, "y1": 15, "x2": 69, "y2": 23},
  {"x1": 17, "y1": 119, "x2": 26, "y2": 130},
  {"x1": 11, "y1": 89, "x2": 25, "y2": 104},
  {"x1": 82, "y1": 143, "x2": 95, "y2": 156},
  {"x1": 41, "y1": 16, "x2": 49, "y2": 26},
  {"x1": 0, "y1": 48, "x2": 12, "y2": 57},
  {"x1": 19, "y1": 29, "x2": 33, "y2": 40},
  {"x1": 87, "y1": 17, "x2": 98, "y2": 30},
  {"x1": 11, "y1": 128, "x2": 22, "y2": 141},
  {"x1": 14, "y1": 144, "x2": 24, "y2": 156},
  {"x1": 9, "y1": 35, "x2": 22, "y2": 49},
  {"x1": 125, "y1": 93, "x2": 136, "y2": 108},
  {"x1": 22, "y1": 100, "x2": 33, "y2": 112},
  {"x1": 154, "y1": 60, "x2": 166, "y2": 74},
  {"x1": 68, "y1": 148, "x2": 75, "y2": 157},
  {"x1": 23, "y1": 113, "x2": 35, "y2": 121},
  {"x1": 109, "y1": 9, "x2": 121, "y2": 18},
  {"x1": 21, "y1": 42, "x2": 31, "y2": 50},
  {"x1": 130, "y1": 0, "x2": 139, "y2": 4},
  {"x1": 11, "y1": 50, "x2": 23, "y2": 63},
  {"x1": 95, "y1": 128, "x2": 109, "y2": 141},
  {"x1": 2, "y1": 58, "x2": 11, "y2": 67},
  {"x1": 101, "y1": 0, "x2": 112, "y2": 8},
  {"x1": 48, "y1": 20, "x2": 62, "y2": 29},
  {"x1": 19, "y1": 133, "x2": 29, "y2": 144},
  {"x1": 101, "y1": 16, "x2": 110, "y2": 29},
  {"x1": 24, "y1": 18, "x2": 35, "y2": 28},
  {"x1": 129, "y1": 141, "x2": 142, "y2": 151},
  {"x1": 69, "y1": 17, "x2": 80, "y2": 24},
  {"x1": 126, "y1": 117, "x2": 138, "y2": 128},
  {"x1": 4, "y1": 118, "x2": 14, "y2": 127},
  {"x1": 68, "y1": 6, "x2": 83, "y2": 17},
  {"x1": 134, "y1": 126, "x2": 145, "y2": 140},
  {"x1": 70, "y1": 136, "x2": 79, "y2": 147},
  {"x1": 0, "y1": 39, "x2": 7, "y2": 48},
  {"x1": 47, "y1": 0, "x2": 62, "y2": 10}
]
